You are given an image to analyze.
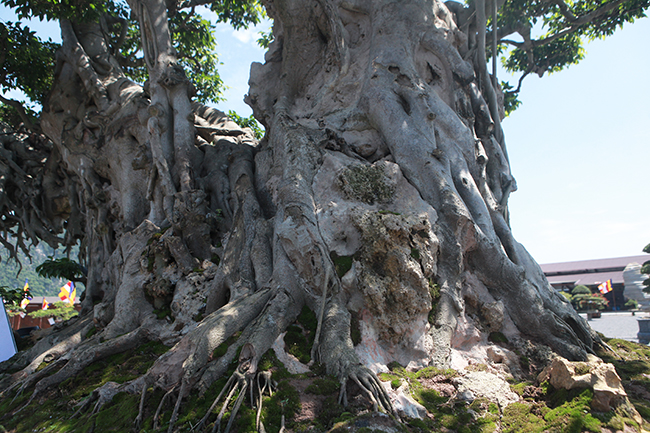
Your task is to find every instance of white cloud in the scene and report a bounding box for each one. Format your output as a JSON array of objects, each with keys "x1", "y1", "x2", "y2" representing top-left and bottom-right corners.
[{"x1": 232, "y1": 28, "x2": 258, "y2": 45}]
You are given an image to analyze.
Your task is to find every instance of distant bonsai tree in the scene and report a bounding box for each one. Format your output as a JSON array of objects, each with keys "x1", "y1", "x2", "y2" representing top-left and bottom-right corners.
[
  {"x1": 571, "y1": 285, "x2": 608, "y2": 311},
  {"x1": 571, "y1": 285, "x2": 591, "y2": 295},
  {"x1": 28, "y1": 301, "x2": 78, "y2": 322},
  {"x1": 0, "y1": 285, "x2": 30, "y2": 312}
]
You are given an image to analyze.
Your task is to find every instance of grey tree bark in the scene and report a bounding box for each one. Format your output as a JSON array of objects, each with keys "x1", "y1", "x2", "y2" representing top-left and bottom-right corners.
[{"x1": 0, "y1": 0, "x2": 600, "y2": 427}]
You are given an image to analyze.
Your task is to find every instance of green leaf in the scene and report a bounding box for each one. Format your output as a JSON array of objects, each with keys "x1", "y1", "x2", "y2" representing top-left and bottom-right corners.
[
  {"x1": 227, "y1": 110, "x2": 264, "y2": 139},
  {"x1": 0, "y1": 21, "x2": 58, "y2": 104},
  {"x1": 36, "y1": 257, "x2": 85, "y2": 281},
  {"x1": 209, "y1": 0, "x2": 264, "y2": 30}
]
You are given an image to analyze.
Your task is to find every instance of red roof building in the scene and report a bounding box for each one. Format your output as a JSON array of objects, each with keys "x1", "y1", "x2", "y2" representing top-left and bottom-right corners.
[
  {"x1": 9, "y1": 296, "x2": 81, "y2": 331},
  {"x1": 540, "y1": 255, "x2": 649, "y2": 310}
]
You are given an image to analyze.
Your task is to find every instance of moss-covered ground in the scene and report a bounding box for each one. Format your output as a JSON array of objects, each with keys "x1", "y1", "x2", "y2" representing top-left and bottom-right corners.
[{"x1": 3, "y1": 332, "x2": 650, "y2": 433}]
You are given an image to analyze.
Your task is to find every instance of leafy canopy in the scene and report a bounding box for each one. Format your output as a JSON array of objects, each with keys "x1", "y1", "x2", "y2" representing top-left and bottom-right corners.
[
  {"x1": 0, "y1": 21, "x2": 58, "y2": 104},
  {"x1": 490, "y1": 0, "x2": 649, "y2": 113},
  {"x1": 0, "y1": 285, "x2": 30, "y2": 308},
  {"x1": 36, "y1": 257, "x2": 86, "y2": 283},
  {"x1": 0, "y1": 0, "x2": 264, "y2": 110},
  {"x1": 1, "y1": 0, "x2": 648, "y2": 118}
]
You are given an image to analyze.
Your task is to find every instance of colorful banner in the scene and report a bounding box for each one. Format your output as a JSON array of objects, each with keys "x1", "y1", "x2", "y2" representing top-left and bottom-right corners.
[
  {"x1": 58, "y1": 281, "x2": 74, "y2": 303},
  {"x1": 598, "y1": 279, "x2": 613, "y2": 294},
  {"x1": 20, "y1": 279, "x2": 32, "y2": 309}
]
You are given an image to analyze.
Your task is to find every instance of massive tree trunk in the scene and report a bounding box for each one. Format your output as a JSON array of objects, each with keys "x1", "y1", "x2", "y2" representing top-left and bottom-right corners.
[{"x1": 1, "y1": 0, "x2": 600, "y2": 428}]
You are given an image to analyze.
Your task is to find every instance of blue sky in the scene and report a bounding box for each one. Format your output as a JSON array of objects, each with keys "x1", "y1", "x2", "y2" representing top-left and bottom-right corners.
[{"x1": 2, "y1": 6, "x2": 648, "y2": 264}]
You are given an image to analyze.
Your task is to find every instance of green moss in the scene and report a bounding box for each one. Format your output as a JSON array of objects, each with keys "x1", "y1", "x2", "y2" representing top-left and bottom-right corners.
[
  {"x1": 378, "y1": 372, "x2": 400, "y2": 383},
  {"x1": 0, "y1": 395, "x2": 85, "y2": 433},
  {"x1": 260, "y1": 379, "x2": 301, "y2": 433},
  {"x1": 212, "y1": 339, "x2": 232, "y2": 359},
  {"x1": 544, "y1": 388, "x2": 601, "y2": 433},
  {"x1": 0, "y1": 340, "x2": 172, "y2": 433},
  {"x1": 297, "y1": 305, "x2": 317, "y2": 334},
  {"x1": 10, "y1": 332, "x2": 650, "y2": 433},
  {"x1": 306, "y1": 377, "x2": 340, "y2": 395},
  {"x1": 501, "y1": 402, "x2": 546, "y2": 433},
  {"x1": 519, "y1": 354, "x2": 530, "y2": 371},
  {"x1": 415, "y1": 389, "x2": 446, "y2": 411},
  {"x1": 259, "y1": 350, "x2": 292, "y2": 381},
  {"x1": 499, "y1": 386, "x2": 602, "y2": 433},
  {"x1": 317, "y1": 395, "x2": 344, "y2": 428},
  {"x1": 61, "y1": 341, "x2": 170, "y2": 401},
  {"x1": 574, "y1": 362, "x2": 591, "y2": 375},
  {"x1": 85, "y1": 326, "x2": 97, "y2": 339},
  {"x1": 428, "y1": 280, "x2": 441, "y2": 324},
  {"x1": 284, "y1": 324, "x2": 312, "y2": 364},
  {"x1": 380, "y1": 364, "x2": 456, "y2": 389},
  {"x1": 281, "y1": 307, "x2": 318, "y2": 365},
  {"x1": 331, "y1": 252, "x2": 353, "y2": 278},
  {"x1": 212, "y1": 332, "x2": 241, "y2": 359},
  {"x1": 510, "y1": 381, "x2": 531, "y2": 397},
  {"x1": 410, "y1": 248, "x2": 420, "y2": 260},
  {"x1": 153, "y1": 306, "x2": 171, "y2": 320},
  {"x1": 234, "y1": 404, "x2": 257, "y2": 433},
  {"x1": 598, "y1": 338, "x2": 650, "y2": 381},
  {"x1": 415, "y1": 365, "x2": 457, "y2": 380},
  {"x1": 407, "y1": 417, "x2": 436, "y2": 432},
  {"x1": 596, "y1": 339, "x2": 650, "y2": 430},
  {"x1": 93, "y1": 391, "x2": 141, "y2": 431},
  {"x1": 488, "y1": 331, "x2": 508, "y2": 344},
  {"x1": 338, "y1": 164, "x2": 395, "y2": 205}
]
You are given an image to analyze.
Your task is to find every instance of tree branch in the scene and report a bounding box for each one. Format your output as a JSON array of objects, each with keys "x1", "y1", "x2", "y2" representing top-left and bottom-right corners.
[
  {"x1": 60, "y1": 20, "x2": 112, "y2": 113},
  {"x1": 548, "y1": 0, "x2": 577, "y2": 22},
  {"x1": 116, "y1": 54, "x2": 145, "y2": 69},
  {"x1": 0, "y1": 95, "x2": 40, "y2": 133},
  {"x1": 530, "y1": 0, "x2": 635, "y2": 48}
]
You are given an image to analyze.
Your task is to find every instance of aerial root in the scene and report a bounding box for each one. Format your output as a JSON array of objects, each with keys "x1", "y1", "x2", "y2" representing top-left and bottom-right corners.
[
  {"x1": 71, "y1": 382, "x2": 122, "y2": 418},
  {"x1": 195, "y1": 368, "x2": 275, "y2": 433},
  {"x1": 11, "y1": 392, "x2": 35, "y2": 416},
  {"x1": 153, "y1": 385, "x2": 177, "y2": 431},
  {"x1": 134, "y1": 383, "x2": 147, "y2": 429},
  {"x1": 255, "y1": 371, "x2": 274, "y2": 432},
  {"x1": 278, "y1": 412, "x2": 285, "y2": 433},
  {"x1": 220, "y1": 374, "x2": 248, "y2": 433},
  {"x1": 167, "y1": 379, "x2": 188, "y2": 433},
  {"x1": 340, "y1": 366, "x2": 395, "y2": 418},
  {"x1": 9, "y1": 357, "x2": 66, "y2": 407},
  {"x1": 210, "y1": 371, "x2": 247, "y2": 433}
]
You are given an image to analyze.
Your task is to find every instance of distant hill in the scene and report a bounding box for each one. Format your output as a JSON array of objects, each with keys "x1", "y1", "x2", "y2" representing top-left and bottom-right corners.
[{"x1": 0, "y1": 244, "x2": 80, "y2": 297}]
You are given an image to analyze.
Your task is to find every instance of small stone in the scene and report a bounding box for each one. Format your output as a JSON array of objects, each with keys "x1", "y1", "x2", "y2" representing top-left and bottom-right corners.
[{"x1": 544, "y1": 356, "x2": 638, "y2": 414}]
